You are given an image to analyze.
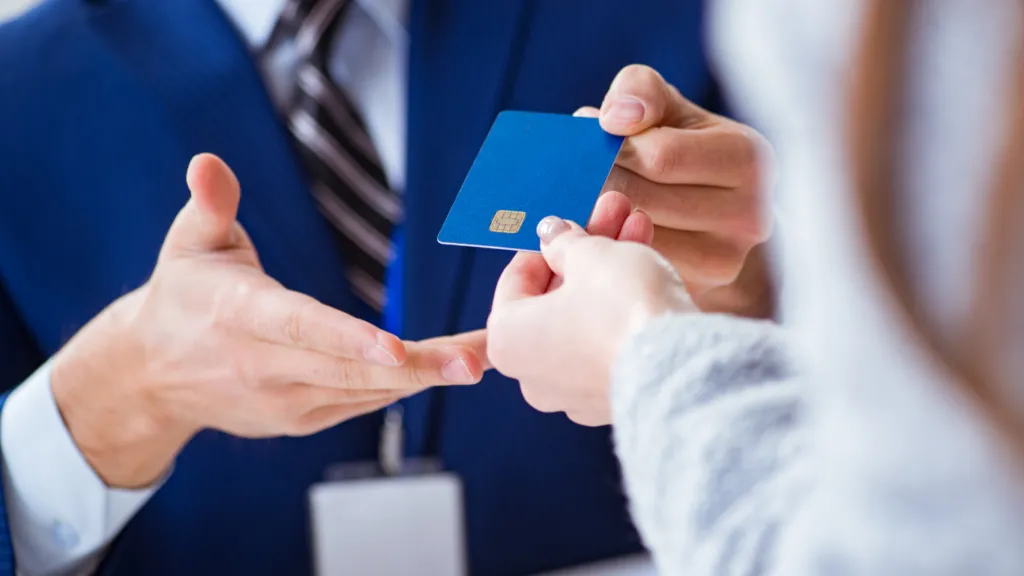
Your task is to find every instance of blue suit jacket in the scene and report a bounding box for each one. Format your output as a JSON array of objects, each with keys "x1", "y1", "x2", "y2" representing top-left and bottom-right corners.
[{"x1": 0, "y1": 0, "x2": 718, "y2": 573}]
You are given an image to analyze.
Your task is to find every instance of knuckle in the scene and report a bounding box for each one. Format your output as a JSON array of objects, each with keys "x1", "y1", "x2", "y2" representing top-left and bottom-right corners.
[
  {"x1": 290, "y1": 418, "x2": 330, "y2": 437},
  {"x1": 741, "y1": 211, "x2": 774, "y2": 245},
  {"x1": 733, "y1": 198, "x2": 773, "y2": 244},
  {"x1": 211, "y1": 279, "x2": 256, "y2": 330},
  {"x1": 280, "y1": 414, "x2": 308, "y2": 437},
  {"x1": 285, "y1": 405, "x2": 342, "y2": 437},
  {"x1": 282, "y1": 297, "x2": 326, "y2": 350},
  {"x1": 679, "y1": 242, "x2": 744, "y2": 287},
  {"x1": 707, "y1": 247, "x2": 747, "y2": 286},
  {"x1": 619, "y1": 63, "x2": 661, "y2": 86},
  {"x1": 258, "y1": 392, "x2": 300, "y2": 432},
  {"x1": 283, "y1": 305, "x2": 306, "y2": 347},
  {"x1": 485, "y1": 314, "x2": 514, "y2": 373},
  {"x1": 754, "y1": 213, "x2": 775, "y2": 243},
  {"x1": 735, "y1": 133, "x2": 760, "y2": 174},
  {"x1": 485, "y1": 338, "x2": 503, "y2": 373},
  {"x1": 409, "y1": 358, "x2": 443, "y2": 389},
  {"x1": 277, "y1": 388, "x2": 311, "y2": 419},
  {"x1": 732, "y1": 127, "x2": 768, "y2": 184},
  {"x1": 304, "y1": 356, "x2": 359, "y2": 389},
  {"x1": 275, "y1": 390, "x2": 334, "y2": 437},
  {"x1": 282, "y1": 416, "x2": 316, "y2": 438},
  {"x1": 390, "y1": 356, "x2": 433, "y2": 390},
  {"x1": 566, "y1": 412, "x2": 598, "y2": 427},
  {"x1": 232, "y1": 352, "x2": 263, "y2": 389},
  {"x1": 519, "y1": 383, "x2": 560, "y2": 414},
  {"x1": 401, "y1": 364, "x2": 428, "y2": 389},
  {"x1": 644, "y1": 135, "x2": 680, "y2": 180},
  {"x1": 325, "y1": 359, "x2": 358, "y2": 388}
]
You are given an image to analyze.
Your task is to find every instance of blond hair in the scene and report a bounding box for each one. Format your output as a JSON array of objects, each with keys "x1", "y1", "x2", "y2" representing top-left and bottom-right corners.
[{"x1": 848, "y1": 1, "x2": 1024, "y2": 448}]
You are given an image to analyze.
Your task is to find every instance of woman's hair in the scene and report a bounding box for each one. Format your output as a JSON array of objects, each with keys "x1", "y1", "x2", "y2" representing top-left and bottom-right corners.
[{"x1": 848, "y1": 1, "x2": 1024, "y2": 449}]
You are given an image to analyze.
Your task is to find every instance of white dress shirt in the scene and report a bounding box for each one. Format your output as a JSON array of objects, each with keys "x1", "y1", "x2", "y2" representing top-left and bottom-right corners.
[{"x1": 0, "y1": 1, "x2": 408, "y2": 573}]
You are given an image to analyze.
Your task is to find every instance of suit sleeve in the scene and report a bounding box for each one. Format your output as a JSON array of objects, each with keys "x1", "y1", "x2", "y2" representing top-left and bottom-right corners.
[
  {"x1": 0, "y1": 279, "x2": 44, "y2": 395},
  {"x1": 610, "y1": 314, "x2": 810, "y2": 576},
  {"x1": 0, "y1": 281, "x2": 45, "y2": 576},
  {"x1": 0, "y1": 282, "x2": 160, "y2": 576}
]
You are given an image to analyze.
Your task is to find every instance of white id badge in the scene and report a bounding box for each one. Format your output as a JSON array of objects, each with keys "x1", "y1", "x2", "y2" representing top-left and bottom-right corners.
[{"x1": 309, "y1": 409, "x2": 467, "y2": 576}]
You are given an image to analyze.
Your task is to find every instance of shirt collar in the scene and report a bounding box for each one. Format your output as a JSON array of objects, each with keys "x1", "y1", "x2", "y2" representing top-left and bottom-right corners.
[{"x1": 217, "y1": 0, "x2": 409, "y2": 48}]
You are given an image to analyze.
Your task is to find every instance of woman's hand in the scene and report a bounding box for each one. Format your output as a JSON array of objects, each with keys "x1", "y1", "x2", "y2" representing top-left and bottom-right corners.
[{"x1": 487, "y1": 217, "x2": 696, "y2": 426}]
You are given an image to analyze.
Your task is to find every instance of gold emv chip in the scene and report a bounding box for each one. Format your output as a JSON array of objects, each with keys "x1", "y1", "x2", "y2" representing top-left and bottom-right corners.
[{"x1": 489, "y1": 210, "x2": 527, "y2": 234}]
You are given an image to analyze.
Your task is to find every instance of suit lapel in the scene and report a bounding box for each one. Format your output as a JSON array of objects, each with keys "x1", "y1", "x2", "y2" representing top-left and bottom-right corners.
[
  {"x1": 400, "y1": 0, "x2": 536, "y2": 455},
  {"x1": 86, "y1": 0, "x2": 355, "y2": 311}
]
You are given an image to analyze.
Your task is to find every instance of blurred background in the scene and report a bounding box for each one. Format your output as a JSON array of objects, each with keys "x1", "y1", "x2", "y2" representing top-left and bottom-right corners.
[
  {"x1": 0, "y1": 0, "x2": 31, "y2": 17},
  {"x1": 0, "y1": 0, "x2": 33, "y2": 21}
]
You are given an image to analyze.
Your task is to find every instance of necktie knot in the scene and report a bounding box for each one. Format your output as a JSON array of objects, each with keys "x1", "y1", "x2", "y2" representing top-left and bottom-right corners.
[{"x1": 264, "y1": 0, "x2": 353, "y2": 62}]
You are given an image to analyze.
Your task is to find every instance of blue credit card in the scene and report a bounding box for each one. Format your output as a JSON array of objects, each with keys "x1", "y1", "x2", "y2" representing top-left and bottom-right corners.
[{"x1": 437, "y1": 110, "x2": 624, "y2": 252}]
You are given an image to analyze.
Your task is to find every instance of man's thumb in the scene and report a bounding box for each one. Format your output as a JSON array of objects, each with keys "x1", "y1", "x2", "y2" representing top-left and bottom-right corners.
[
  {"x1": 599, "y1": 64, "x2": 697, "y2": 135},
  {"x1": 163, "y1": 154, "x2": 242, "y2": 257}
]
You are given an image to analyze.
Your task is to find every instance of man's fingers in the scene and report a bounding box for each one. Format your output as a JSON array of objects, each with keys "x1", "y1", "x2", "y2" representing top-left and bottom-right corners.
[
  {"x1": 398, "y1": 341, "x2": 486, "y2": 386},
  {"x1": 617, "y1": 126, "x2": 759, "y2": 188},
  {"x1": 599, "y1": 65, "x2": 702, "y2": 135},
  {"x1": 267, "y1": 382, "x2": 401, "y2": 414},
  {"x1": 164, "y1": 154, "x2": 244, "y2": 258},
  {"x1": 586, "y1": 191, "x2": 632, "y2": 239},
  {"x1": 693, "y1": 243, "x2": 774, "y2": 317},
  {"x1": 652, "y1": 228, "x2": 749, "y2": 292},
  {"x1": 286, "y1": 394, "x2": 404, "y2": 437},
  {"x1": 493, "y1": 253, "x2": 553, "y2": 307},
  {"x1": 591, "y1": 186, "x2": 655, "y2": 244},
  {"x1": 264, "y1": 338, "x2": 484, "y2": 391},
  {"x1": 617, "y1": 211, "x2": 655, "y2": 245},
  {"x1": 244, "y1": 287, "x2": 407, "y2": 365},
  {"x1": 606, "y1": 166, "x2": 769, "y2": 242},
  {"x1": 419, "y1": 329, "x2": 489, "y2": 369},
  {"x1": 573, "y1": 106, "x2": 600, "y2": 118}
]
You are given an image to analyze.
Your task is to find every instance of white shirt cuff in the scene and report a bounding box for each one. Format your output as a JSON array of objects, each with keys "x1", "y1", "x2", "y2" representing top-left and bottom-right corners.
[{"x1": 1, "y1": 360, "x2": 164, "y2": 576}]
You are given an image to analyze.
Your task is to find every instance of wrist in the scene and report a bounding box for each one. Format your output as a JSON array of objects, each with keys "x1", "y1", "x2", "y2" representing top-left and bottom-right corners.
[
  {"x1": 51, "y1": 288, "x2": 194, "y2": 489},
  {"x1": 611, "y1": 283, "x2": 694, "y2": 364},
  {"x1": 697, "y1": 244, "x2": 777, "y2": 319}
]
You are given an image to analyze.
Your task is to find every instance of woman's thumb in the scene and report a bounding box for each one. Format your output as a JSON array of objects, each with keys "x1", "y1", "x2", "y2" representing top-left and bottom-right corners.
[{"x1": 537, "y1": 217, "x2": 588, "y2": 276}]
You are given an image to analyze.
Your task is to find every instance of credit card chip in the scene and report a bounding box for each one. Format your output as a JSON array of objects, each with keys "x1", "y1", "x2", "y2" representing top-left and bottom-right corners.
[{"x1": 489, "y1": 210, "x2": 526, "y2": 234}]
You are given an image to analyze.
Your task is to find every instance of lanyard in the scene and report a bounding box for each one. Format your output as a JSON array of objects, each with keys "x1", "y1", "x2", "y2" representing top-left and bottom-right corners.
[
  {"x1": 372, "y1": 0, "x2": 537, "y2": 477},
  {"x1": 379, "y1": 404, "x2": 404, "y2": 476}
]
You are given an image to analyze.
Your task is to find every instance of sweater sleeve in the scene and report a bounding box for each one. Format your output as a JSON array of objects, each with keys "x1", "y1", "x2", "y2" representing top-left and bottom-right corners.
[{"x1": 610, "y1": 314, "x2": 810, "y2": 576}]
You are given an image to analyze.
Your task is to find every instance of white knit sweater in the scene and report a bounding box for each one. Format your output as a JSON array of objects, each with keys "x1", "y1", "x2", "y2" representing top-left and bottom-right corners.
[
  {"x1": 612, "y1": 314, "x2": 1024, "y2": 576},
  {"x1": 609, "y1": 1, "x2": 1024, "y2": 573}
]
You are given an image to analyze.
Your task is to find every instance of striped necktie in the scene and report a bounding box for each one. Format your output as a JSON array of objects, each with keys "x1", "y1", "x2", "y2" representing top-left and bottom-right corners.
[{"x1": 264, "y1": 0, "x2": 402, "y2": 311}]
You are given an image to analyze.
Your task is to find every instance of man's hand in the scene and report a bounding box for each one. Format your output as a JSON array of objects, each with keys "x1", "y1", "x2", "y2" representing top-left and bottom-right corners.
[
  {"x1": 50, "y1": 154, "x2": 488, "y2": 489},
  {"x1": 578, "y1": 65, "x2": 775, "y2": 318}
]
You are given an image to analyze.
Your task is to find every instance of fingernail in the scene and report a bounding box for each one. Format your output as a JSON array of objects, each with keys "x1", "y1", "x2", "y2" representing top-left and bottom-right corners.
[
  {"x1": 605, "y1": 97, "x2": 646, "y2": 125},
  {"x1": 364, "y1": 335, "x2": 400, "y2": 366},
  {"x1": 442, "y1": 357, "x2": 475, "y2": 384},
  {"x1": 537, "y1": 216, "x2": 570, "y2": 243}
]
